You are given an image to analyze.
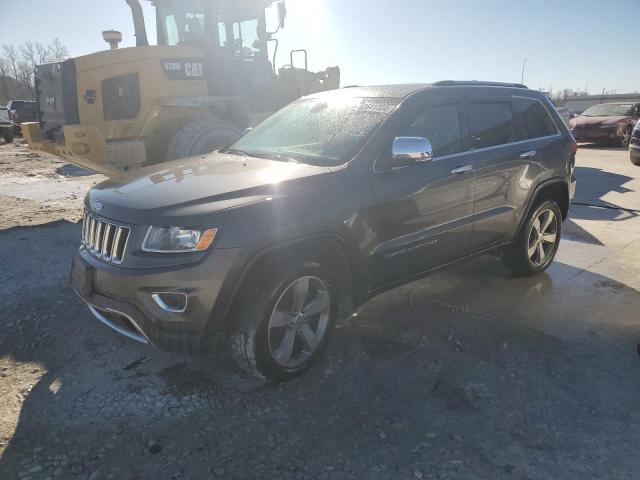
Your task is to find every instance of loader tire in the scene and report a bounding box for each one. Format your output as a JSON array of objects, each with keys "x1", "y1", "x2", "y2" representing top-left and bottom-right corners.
[{"x1": 165, "y1": 114, "x2": 242, "y2": 161}]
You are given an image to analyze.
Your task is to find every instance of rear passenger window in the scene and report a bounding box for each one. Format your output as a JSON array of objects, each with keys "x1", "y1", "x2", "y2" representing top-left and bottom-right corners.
[
  {"x1": 514, "y1": 98, "x2": 557, "y2": 140},
  {"x1": 465, "y1": 101, "x2": 516, "y2": 150},
  {"x1": 401, "y1": 103, "x2": 462, "y2": 157}
]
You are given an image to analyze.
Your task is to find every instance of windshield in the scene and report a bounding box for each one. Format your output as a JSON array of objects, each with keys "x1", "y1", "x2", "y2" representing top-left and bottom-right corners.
[
  {"x1": 582, "y1": 104, "x2": 633, "y2": 117},
  {"x1": 228, "y1": 96, "x2": 400, "y2": 166}
]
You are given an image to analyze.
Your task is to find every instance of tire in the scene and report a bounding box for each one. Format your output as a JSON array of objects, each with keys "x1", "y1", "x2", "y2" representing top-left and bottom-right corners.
[
  {"x1": 502, "y1": 200, "x2": 562, "y2": 276},
  {"x1": 631, "y1": 153, "x2": 640, "y2": 166},
  {"x1": 165, "y1": 113, "x2": 242, "y2": 161},
  {"x1": 230, "y1": 259, "x2": 337, "y2": 381},
  {"x1": 2, "y1": 131, "x2": 13, "y2": 143}
]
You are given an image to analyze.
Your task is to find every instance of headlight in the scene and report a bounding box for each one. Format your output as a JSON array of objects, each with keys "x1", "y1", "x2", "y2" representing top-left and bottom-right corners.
[{"x1": 142, "y1": 226, "x2": 217, "y2": 253}]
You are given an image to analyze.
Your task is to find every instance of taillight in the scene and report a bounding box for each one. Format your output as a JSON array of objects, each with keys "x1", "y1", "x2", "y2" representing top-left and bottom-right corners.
[{"x1": 571, "y1": 141, "x2": 578, "y2": 155}]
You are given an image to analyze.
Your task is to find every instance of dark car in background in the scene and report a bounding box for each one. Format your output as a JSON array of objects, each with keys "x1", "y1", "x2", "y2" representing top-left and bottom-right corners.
[
  {"x1": 70, "y1": 81, "x2": 577, "y2": 380},
  {"x1": 6, "y1": 100, "x2": 37, "y2": 133},
  {"x1": 630, "y1": 121, "x2": 640, "y2": 165},
  {"x1": 569, "y1": 102, "x2": 640, "y2": 147}
]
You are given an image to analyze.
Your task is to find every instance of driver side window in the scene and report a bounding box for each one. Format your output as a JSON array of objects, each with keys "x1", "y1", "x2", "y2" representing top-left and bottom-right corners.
[{"x1": 400, "y1": 103, "x2": 463, "y2": 157}]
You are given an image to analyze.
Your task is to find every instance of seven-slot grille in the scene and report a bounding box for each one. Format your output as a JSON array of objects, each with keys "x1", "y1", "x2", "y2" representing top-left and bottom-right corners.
[{"x1": 81, "y1": 210, "x2": 130, "y2": 264}]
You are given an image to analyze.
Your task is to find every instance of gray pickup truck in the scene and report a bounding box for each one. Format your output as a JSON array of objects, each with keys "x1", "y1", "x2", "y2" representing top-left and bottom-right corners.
[{"x1": 70, "y1": 81, "x2": 577, "y2": 380}]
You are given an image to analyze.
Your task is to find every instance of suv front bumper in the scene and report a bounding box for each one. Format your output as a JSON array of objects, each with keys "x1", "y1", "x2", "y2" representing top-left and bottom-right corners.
[{"x1": 69, "y1": 246, "x2": 243, "y2": 355}]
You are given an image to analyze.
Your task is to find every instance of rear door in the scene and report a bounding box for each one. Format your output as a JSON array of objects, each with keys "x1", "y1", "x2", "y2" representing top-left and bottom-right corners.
[{"x1": 465, "y1": 96, "x2": 562, "y2": 249}]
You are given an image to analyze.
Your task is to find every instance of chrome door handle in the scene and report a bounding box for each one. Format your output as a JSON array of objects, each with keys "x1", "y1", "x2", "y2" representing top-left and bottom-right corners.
[
  {"x1": 451, "y1": 164, "x2": 473, "y2": 174},
  {"x1": 520, "y1": 150, "x2": 537, "y2": 159}
]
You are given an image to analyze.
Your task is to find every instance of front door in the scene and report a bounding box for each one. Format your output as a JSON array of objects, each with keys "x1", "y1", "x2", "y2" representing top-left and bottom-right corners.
[{"x1": 367, "y1": 99, "x2": 476, "y2": 287}]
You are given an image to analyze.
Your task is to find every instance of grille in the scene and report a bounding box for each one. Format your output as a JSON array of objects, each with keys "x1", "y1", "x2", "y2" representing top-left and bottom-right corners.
[{"x1": 81, "y1": 210, "x2": 130, "y2": 264}]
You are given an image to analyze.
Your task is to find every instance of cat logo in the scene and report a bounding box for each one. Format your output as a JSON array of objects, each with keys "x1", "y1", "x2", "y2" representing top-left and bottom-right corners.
[
  {"x1": 161, "y1": 59, "x2": 206, "y2": 81},
  {"x1": 184, "y1": 61, "x2": 204, "y2": 78}
]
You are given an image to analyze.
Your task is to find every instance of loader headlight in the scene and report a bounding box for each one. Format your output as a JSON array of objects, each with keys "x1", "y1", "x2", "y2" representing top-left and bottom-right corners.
[{"x1": 142, "y1": 226, "x2": 217, "y2": 253}]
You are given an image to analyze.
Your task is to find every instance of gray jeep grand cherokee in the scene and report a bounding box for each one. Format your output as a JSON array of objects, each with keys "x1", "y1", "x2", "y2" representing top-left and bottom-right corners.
[{"x1": 70, "y1": 81, "x2": 577, "y2": 380}]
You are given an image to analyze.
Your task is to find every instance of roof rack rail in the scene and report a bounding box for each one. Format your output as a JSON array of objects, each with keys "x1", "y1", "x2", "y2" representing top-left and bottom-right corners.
[{"x1": 433, "y1": 80, "x2": 528, "y2": 89}]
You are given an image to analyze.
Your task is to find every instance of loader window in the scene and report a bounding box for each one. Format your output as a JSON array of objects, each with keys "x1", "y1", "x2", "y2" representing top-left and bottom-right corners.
[
  {"x1": 233, "y1": 19, "x2": 261, "y2": 57},
  {"x1": 218, "y1": 19, "x2": 263, "y2": 58},
  {"x1": 158, "y1": 0, "x2": 206, "y2": 46}
]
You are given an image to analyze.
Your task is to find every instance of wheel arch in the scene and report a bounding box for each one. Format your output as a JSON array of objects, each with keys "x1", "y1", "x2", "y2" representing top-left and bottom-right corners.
[
  {"x1": 210, "y1": 232, "x2": 369, "y2": 337},
  {"x1": 514, "y1": 178, "x2": 570, "y2": 239}
]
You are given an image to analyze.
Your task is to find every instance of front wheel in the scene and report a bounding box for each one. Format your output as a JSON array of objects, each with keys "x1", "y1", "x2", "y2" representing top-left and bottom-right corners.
[
  {"x1": 230, "y1": 261, "x2": 337, "y2": 380},
  {"x1": 502, "y1": 200, "x2": 562, "y2": 276}
]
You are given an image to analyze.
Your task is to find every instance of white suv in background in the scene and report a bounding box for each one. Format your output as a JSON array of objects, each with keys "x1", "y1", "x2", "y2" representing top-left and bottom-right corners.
[{"x1": 0, "y1": 106, "x2": 14, "y2": 143}]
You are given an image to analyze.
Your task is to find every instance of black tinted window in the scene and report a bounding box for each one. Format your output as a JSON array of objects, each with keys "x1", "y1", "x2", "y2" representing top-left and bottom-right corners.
[
  {"x1": 514, "y1": 98, "x2": 557, "y2": 140},
  {"x1": 401, "y1": 103, "x2": 462, "y2": 157},
  {"x1": 465, "y1": 101, "x2": 515, "y2": 149}
]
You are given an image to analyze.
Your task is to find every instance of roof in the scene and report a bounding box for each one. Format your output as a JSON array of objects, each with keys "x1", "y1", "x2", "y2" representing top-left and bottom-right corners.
[{"x1": 309, "y1": 81, "x2": 533, "y2": 101}]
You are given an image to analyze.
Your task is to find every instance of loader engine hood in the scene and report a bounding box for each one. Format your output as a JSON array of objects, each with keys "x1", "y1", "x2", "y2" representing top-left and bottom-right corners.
[
  {"x1": 35, "y1": 45, "x2": 207, "y2": 145},
  {"x1": 85, "y1": 151, "x2": 335, "y2": 224},
  {"x1": 36, "y1": 59, "x2": 81, "y2": 143}
]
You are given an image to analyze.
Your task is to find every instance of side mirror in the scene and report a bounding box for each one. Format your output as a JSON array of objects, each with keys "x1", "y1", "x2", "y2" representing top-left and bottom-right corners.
[
  {"x1": 277, "y1": 2, "x2": 287, "y2": 29},
  {"x1": 392, "y1": 137, "x2": 433, "y2": 162}
]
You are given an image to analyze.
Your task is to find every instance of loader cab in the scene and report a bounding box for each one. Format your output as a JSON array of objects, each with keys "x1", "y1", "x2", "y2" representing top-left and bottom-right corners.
[
  {"x1": 154, "y1": 0, "x2": 277, "y2": 102},
  {"x1": 155, "y1": 0, "x2": 269, "y2": 60}
]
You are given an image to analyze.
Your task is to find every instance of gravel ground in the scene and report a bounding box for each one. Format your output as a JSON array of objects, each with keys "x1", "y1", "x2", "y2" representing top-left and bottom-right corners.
[{"x1": 1, "y1": 141, "x2": 640, "y2": 479}]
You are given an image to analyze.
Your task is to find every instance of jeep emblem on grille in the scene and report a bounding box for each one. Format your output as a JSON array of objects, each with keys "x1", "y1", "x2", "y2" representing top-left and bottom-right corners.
[{"x1": 90, "y1": 200, "x2": 103, "y2": 212}]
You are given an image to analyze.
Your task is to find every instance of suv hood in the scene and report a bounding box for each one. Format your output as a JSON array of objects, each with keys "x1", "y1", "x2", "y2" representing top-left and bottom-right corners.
[{"x1": 87, "y1": 152, "x2": 335, "y2": 223}]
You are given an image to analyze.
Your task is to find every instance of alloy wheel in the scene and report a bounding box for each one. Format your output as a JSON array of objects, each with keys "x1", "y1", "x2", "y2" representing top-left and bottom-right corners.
[
  {"x1": 527, "y1": 209, "x2": 558, "y2": 267},
  {"x1": 267, "y1": 276, "x2": 331, "y2": 368},
  {"x1": 622, "y1": 128, "x2": 631, "y2": 147}
]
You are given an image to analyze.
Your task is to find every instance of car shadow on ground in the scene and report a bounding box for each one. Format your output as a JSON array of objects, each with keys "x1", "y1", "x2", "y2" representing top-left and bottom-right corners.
[
  {"x1": 56, "y1": 164, "x2": 97, "y2": 177},
  {"x1": 2, "y1": 221, "x2": 640, "y2": 479}
]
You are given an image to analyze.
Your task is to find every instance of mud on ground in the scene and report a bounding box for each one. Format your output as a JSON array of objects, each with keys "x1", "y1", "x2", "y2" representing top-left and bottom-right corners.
[{"x1": 0, "y1": 139, "x2": 104, "y2": 230}]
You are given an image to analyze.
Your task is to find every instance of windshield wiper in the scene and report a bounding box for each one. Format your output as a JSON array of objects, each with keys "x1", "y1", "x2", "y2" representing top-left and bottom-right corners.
[
  {"x1": 219, "y1": 148, "x2": 299, "y2": 163},
  {"x1": 252, "y1": 152, "x2": 300, "y2": 163},
  {"x1": 219, "y1": 147, "x2": 251, "y2": 156}
]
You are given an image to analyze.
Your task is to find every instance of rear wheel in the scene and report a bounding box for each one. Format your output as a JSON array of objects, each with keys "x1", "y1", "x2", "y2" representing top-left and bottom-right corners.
[
  {"x1": 230, "y1": 260, "x2": 337, "y2": 380},
  {"x1": 2, "y1": 130, "x2": 13, "y2": 143},
  {"x1": 165, "y1": 113, "x2": 242, "y2": 161},
  {"x1": 502, "y1": 200, "x2": 562, "y2": 276}
]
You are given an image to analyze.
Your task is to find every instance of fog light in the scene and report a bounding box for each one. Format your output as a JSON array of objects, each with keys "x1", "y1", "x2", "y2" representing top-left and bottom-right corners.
[{"x1": 152, "y1": 292, "x2": 188, "y2": 313}]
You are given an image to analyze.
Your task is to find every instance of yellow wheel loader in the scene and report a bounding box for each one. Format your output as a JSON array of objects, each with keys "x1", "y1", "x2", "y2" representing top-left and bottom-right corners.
[{"x1": 22, "y1": 0, "x2": 340, "y2": 176}]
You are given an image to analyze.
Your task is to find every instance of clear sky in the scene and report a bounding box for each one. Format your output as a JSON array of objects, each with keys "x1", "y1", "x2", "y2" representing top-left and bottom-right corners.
[{"x1": 1, "y1": 0, "x2": 638, "y2": 95}]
